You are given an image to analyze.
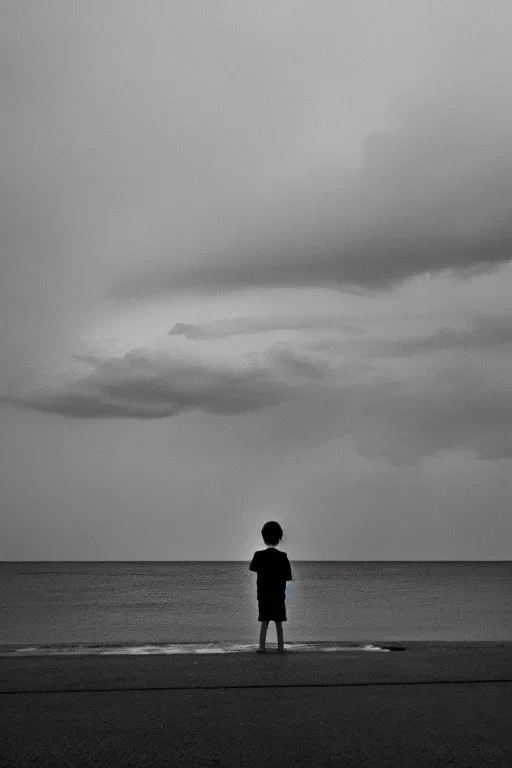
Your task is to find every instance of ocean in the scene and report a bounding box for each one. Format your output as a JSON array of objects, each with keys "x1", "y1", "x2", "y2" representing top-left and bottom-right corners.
[{"x1": 1, "y1": 561, "x2": 511, "y2": 653}]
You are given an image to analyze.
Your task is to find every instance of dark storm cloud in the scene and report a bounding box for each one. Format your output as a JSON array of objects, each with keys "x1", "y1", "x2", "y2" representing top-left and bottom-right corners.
[
  {"x1": 0, "y1": 347, "x2": 317, "y2": 420},
  {"x1": 109, "y1": 36, "x2": 512, "y2": 301},
  {"x1": 2, "y1": 328, "x2": 511, "y2": 464},
  {"x1": 110, "y1": 228, "x2": 512, "y2": 300}
]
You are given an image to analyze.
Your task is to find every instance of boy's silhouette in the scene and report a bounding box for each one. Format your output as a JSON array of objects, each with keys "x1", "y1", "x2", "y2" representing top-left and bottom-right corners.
[{"x1": 249, "y1": 521, "x2": 293, "y2": 653}]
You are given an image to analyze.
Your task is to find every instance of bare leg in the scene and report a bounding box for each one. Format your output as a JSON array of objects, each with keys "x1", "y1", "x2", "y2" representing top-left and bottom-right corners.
[
  {"x1": 259, "y1": 620, "x2": 269, "y2": 651},
  {"x1": 276, "y1": 621, "x2": 284, "y2": 651}
]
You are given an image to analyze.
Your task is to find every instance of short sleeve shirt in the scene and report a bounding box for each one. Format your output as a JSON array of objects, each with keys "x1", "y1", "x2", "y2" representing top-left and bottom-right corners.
[{"x1": 249, "y1": 548, "x2": 293, "y2": 600}]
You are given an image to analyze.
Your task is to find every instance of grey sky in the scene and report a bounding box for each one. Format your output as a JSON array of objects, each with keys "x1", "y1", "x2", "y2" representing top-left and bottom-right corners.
[{"x1": 1, "y1": 0, "x2": 511, "y2": 559}]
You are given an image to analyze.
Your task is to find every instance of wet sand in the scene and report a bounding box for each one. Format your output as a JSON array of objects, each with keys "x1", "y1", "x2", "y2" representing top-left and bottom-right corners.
[{"x1": 2, "y1": 643, "x2": 511, "y2": 767}]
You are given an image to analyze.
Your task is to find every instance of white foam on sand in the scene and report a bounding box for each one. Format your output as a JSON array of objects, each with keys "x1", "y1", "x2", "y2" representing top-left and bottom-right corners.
[{"x1": 1, "y1": 642, "x2": 390, "y2": 656}]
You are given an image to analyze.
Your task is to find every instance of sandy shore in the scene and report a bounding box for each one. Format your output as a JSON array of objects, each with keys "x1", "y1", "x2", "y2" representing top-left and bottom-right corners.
[{"x1": 1, "y1": 643, "x2": 511, "y2": 767}]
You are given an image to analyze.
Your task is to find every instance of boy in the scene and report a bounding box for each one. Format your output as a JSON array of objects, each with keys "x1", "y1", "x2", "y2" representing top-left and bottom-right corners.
[{"x1": 249, "y1": 521, "x2": 293, "y2": 653}]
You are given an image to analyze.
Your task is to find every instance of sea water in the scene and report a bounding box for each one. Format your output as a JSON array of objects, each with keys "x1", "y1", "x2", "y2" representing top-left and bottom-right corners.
[{"x1": 1, "y1": 561, "x2": 510, "y2": 651}]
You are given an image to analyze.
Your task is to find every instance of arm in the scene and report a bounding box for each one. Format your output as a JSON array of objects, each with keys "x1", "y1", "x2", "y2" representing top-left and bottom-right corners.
[
  {"x1": 249, "y1": 552, "x2": 258, "y2": 572},
  {"x1": 284, "y1": 556, "x2": 292, "y2": 581}
]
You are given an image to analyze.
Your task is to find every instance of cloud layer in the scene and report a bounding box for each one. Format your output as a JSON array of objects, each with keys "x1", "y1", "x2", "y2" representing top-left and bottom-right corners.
[
  {"x1": 169, "y1": 315, "x2": 363, "y2": 339},
  {"x1": 2, "y1": 2, "x2": 512, "y2": 559},
  {"x1": 109, "y1": 14, "x2": 512, "y2": 300},
  {"x1": 3, "y1": 311, "x2": 512, "y2": 464},
  {"x1": 0, "y1": 348, "x2": 306, "y2": 419}
]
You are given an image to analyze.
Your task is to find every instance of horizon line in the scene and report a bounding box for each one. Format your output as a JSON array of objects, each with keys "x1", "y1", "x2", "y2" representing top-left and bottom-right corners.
[{"x1": 1, "y1": 559, "x2": 510, "y2": 564}]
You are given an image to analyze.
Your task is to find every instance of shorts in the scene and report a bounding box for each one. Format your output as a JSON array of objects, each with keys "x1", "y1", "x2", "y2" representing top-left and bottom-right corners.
[{"x1": 258, "y1": 597, "x2": 287, "y2": 622}]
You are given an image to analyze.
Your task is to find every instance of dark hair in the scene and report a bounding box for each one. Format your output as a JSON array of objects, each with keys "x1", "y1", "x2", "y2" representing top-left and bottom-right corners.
[{"x1": 261, "y1": 521, "x2": 283, "y2": 546}]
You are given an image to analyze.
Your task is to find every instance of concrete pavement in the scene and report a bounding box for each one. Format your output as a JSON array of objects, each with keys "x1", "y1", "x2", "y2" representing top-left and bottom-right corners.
[{"x1": 1, "y1": 643, "x2": 511, "y2": 767}]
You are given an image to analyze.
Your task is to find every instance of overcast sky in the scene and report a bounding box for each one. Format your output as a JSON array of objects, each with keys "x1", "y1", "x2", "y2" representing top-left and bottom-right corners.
[{"x1": 1, "y1": 0, "x2": 512, "y2": 559}]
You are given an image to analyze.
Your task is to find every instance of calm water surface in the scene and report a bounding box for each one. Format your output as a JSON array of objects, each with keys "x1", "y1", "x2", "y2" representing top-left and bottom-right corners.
[{"x1": 1, "y1": 561, "x2": 510, "y2": 645}]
